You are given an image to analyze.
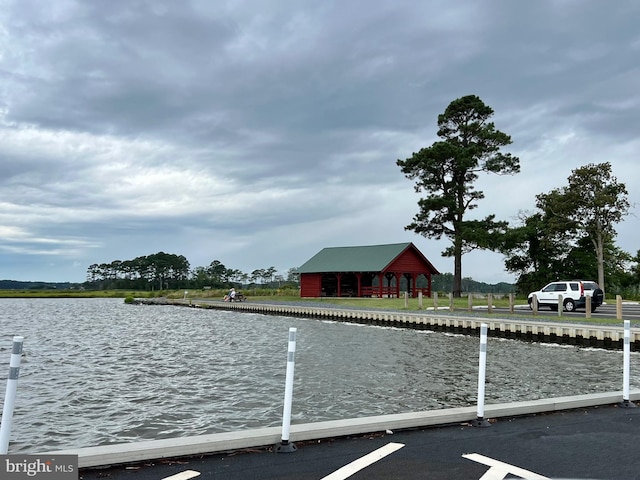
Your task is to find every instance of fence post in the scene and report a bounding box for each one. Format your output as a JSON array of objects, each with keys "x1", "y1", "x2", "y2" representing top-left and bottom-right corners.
[
  {"x1": 404, "y1": 291, "x2": 409, "y2": 309},
  {"x1": 618, "y1": 320, "x2": 636, "y2": 408},
  {"x1": 508, "y1": 293, "x2": 514, "y2": 314},
  {"x1": 276, "y1": 328, "x2": 298, "y2": 452},
  {"x1": 0, "y1": 336, "x2": 24, "y2": 454},
  {"x1": 487, "y1": 293, "x2": 493, "y2": 314},
  {"x1": 472, "y1": 324, "x2": 490, "y2": 427},
  {"x1": 418, "y1": 291, "x2": 423, "y2": 309},
  {"x1": 433, "y1": 292, "x2": 438, "y2": 310},
  {"x1": 616, "y1": 295, "x2": 623, "y2": 320},
  {"x1": 468, "y1": 293, "x2": 473, "y2": 312}
]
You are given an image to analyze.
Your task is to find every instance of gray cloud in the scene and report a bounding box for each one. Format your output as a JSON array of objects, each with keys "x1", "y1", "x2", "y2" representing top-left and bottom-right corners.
[{"x1": 1, "y1": 0, "x2": 639, "y2": 282}]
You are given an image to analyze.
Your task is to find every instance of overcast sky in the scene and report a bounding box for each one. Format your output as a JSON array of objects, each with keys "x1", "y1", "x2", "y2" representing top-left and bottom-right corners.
[{"x1": 1, "y1": 0, "x2": 639, "y2": 284}]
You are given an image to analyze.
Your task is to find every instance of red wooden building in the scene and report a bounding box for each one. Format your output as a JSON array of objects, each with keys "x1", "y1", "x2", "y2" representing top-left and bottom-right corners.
[{"x1": 297, "y1": 242, "x2": 440, "y2": 298}]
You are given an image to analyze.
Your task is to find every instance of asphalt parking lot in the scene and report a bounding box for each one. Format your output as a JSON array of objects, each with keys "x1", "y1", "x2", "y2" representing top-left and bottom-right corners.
[{"x1": 80, "y1": 402, "x2": 640, "y2": 480}]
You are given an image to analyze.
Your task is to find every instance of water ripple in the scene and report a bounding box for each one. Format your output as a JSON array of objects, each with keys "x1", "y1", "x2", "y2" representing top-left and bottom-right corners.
[{"x1": 0, "y1": 298, "x2": 636, "y2": 453}]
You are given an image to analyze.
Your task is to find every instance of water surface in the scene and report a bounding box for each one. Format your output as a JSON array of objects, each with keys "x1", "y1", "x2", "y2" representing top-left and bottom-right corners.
[{"x1": 0, "y1": 298, "x2": 635, "y2": 453}]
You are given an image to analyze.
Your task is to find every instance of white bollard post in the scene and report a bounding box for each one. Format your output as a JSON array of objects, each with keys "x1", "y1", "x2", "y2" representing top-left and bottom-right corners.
[
  {"x1": 618, "y1": 320, "x2": 636, "y2": 408},
  {"x1": 276, "y1": 328, "x2": 298, "y2": 452},
  {"x1": 473, "y1": 324, "x2": 490, "y2": 427},
  {"x1": 0, "y1": 336, "x2": 24, "y2": 454}
]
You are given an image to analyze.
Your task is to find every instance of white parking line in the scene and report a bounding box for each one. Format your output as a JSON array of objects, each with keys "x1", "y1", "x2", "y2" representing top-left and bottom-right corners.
[
  {"x1": 161, "y1": 470, "x2": 201, "y2": 480},
  {"x1": 463, "y1": 453, "x2": 549, "y2": 480},
  {"x1": 320, "y1": 442, "x2": 405, "y2": 480}
]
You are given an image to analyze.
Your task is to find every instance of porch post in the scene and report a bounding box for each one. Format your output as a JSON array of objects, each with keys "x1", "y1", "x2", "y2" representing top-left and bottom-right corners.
[{"x1": 395, "y1": 273, "x2": 401, "y2": 298}]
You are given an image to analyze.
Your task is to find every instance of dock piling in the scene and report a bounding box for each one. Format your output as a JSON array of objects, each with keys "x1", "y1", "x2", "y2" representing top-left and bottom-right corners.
[
  {"x1": 618, "y1": 320, "x2": 636, "y2": 408},
  {"x1": 276, "y1": 328, "x2": 298, "y2": 452},
  {"x1": 0, "y1": 336, "x2": 24, "y2": 454},
  {"x1": 472, "y1": 324, "x2": 491, "y2": 427}
]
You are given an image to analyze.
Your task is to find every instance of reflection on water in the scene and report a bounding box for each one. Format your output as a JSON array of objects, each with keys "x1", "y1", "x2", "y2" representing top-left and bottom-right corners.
[{"x1": 0, "y1": 298, "x2": 636, "y2": 453}]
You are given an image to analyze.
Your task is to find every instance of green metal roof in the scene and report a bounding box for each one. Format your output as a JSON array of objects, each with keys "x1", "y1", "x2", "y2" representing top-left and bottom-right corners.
[{"x1": 297, "y1": 242, "x2": 419, "y2": 273}]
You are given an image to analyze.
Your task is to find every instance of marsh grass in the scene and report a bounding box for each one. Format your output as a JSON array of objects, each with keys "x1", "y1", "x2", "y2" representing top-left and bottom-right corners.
[{"x1": 0, "y1": 289, "x2": 162, "y2": 298}]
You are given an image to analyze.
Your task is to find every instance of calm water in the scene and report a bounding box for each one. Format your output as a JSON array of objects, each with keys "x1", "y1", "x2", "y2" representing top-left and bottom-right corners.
[{"x1": 0, "y1": 298, "x2": 637, "y2": 454}]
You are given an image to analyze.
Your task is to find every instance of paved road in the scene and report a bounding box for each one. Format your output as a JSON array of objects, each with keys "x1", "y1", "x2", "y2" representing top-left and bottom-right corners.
[
  {"x1": 490, "y1": 302, "x2": 640, "y2": 322},
  {"x1": 80, "y1": 403, "x2": 640, "y2": 480}
]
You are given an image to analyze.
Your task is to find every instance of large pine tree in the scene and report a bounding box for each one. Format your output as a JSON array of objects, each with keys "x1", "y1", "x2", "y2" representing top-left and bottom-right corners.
[{"x1": 397, "y1": 95, "x2": 520, "y2": 297}]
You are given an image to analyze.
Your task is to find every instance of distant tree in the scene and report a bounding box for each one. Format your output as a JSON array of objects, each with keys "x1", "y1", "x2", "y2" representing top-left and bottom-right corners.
[
  {"x1": 501, "y1": 210, "x2": 573, "y2": 293},
  {"x1": 535, "y1": 162, "x2": 629, "y2": 294},
  {"x1": 84, "y1": 252, "x2": 190, "y2": 290},
  {"x1": 397, "y1": 95, "x2": 520, "y2": 296},
  {"x1": 264, "y1": 266, "x2": 277, "y2": 284},
  {"x1": 191, "y1": 266, "x2": 210, "y2": 288},
  {"x1": 225, "y1": 268, "x2": 243, "y2": 285},
  {"x1": 250, "y1": 269, "x2": 265, "y2": 285},
  {"x1": 286, "y1": 267, "x2": 299, "y2": 284},
  {"x1": 86, "y1": 264, "x2": 99, "y2": 283},
  {"x1": 206, "y1": 260, "x2": 227, "y2": 286}
]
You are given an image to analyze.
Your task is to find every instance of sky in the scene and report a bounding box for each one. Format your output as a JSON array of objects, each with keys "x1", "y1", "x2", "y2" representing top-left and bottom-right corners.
[{"x1": 1, "y1": 0, "x2": 639, "y2": 284}]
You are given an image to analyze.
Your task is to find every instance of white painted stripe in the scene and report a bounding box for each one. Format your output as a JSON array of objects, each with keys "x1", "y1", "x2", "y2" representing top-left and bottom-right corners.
[
  {"x1": 161, "y1": 470, "x2": 201, "y2": 480},
  {"x1": 478, "y1": 465, "x2": 513, "y2": 480},
  {"x1": 320, "y1": 442, "x2": 405, "y2": 480},
  {"x1": 463, "y1": 453, "x2": 549, "y2": 480}
]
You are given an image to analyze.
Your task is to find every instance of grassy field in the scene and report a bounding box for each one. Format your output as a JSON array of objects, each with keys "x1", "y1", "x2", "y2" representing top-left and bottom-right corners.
[{"x1": 243, "y1": 294, "x2": 522, "y2": 309}]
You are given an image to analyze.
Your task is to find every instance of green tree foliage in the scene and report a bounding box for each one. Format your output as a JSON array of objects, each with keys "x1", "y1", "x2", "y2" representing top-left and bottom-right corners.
[
  {"x1": 501, "y1": 211, "x2": 572, "y2": 293},
  {"x1": 427, "y1": 272, "x2": 514, "y2": 294},
  {"x1": 503, "y1": 162, "x2": 630, "y2": 294},
  {"x1": 87, "y1": 252, "x2": 190, "y2": 290},
  {"x1": 286, "y1": 267, "x2": 300, "y2": 283},
  {"x1": 397, "y1": 95, "x2": 520, "y2": 297},
  {"x1": 615, "y1": 250, "x2": 640, "y2": 297},
  {"x1": 545, "y1": 162, "x2": 629, "y2": 293},
  {"x1": 207, "y1": 260, "x2": 228, "y2": 285},
  {"x1": 85, "y1": 256, "x2": 296, "y2": 291}
]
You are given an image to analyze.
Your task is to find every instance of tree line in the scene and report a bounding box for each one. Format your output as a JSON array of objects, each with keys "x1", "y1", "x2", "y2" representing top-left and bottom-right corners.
[
  {"x1": 398, "y1": 94, "x2": 635, "y2": 297},
  {"x1": 83, "y1": 253, "x2": 518, "y2": 294},
  {"x1": 85, "y1": 252, "x2": 299, "y2": 290}
]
